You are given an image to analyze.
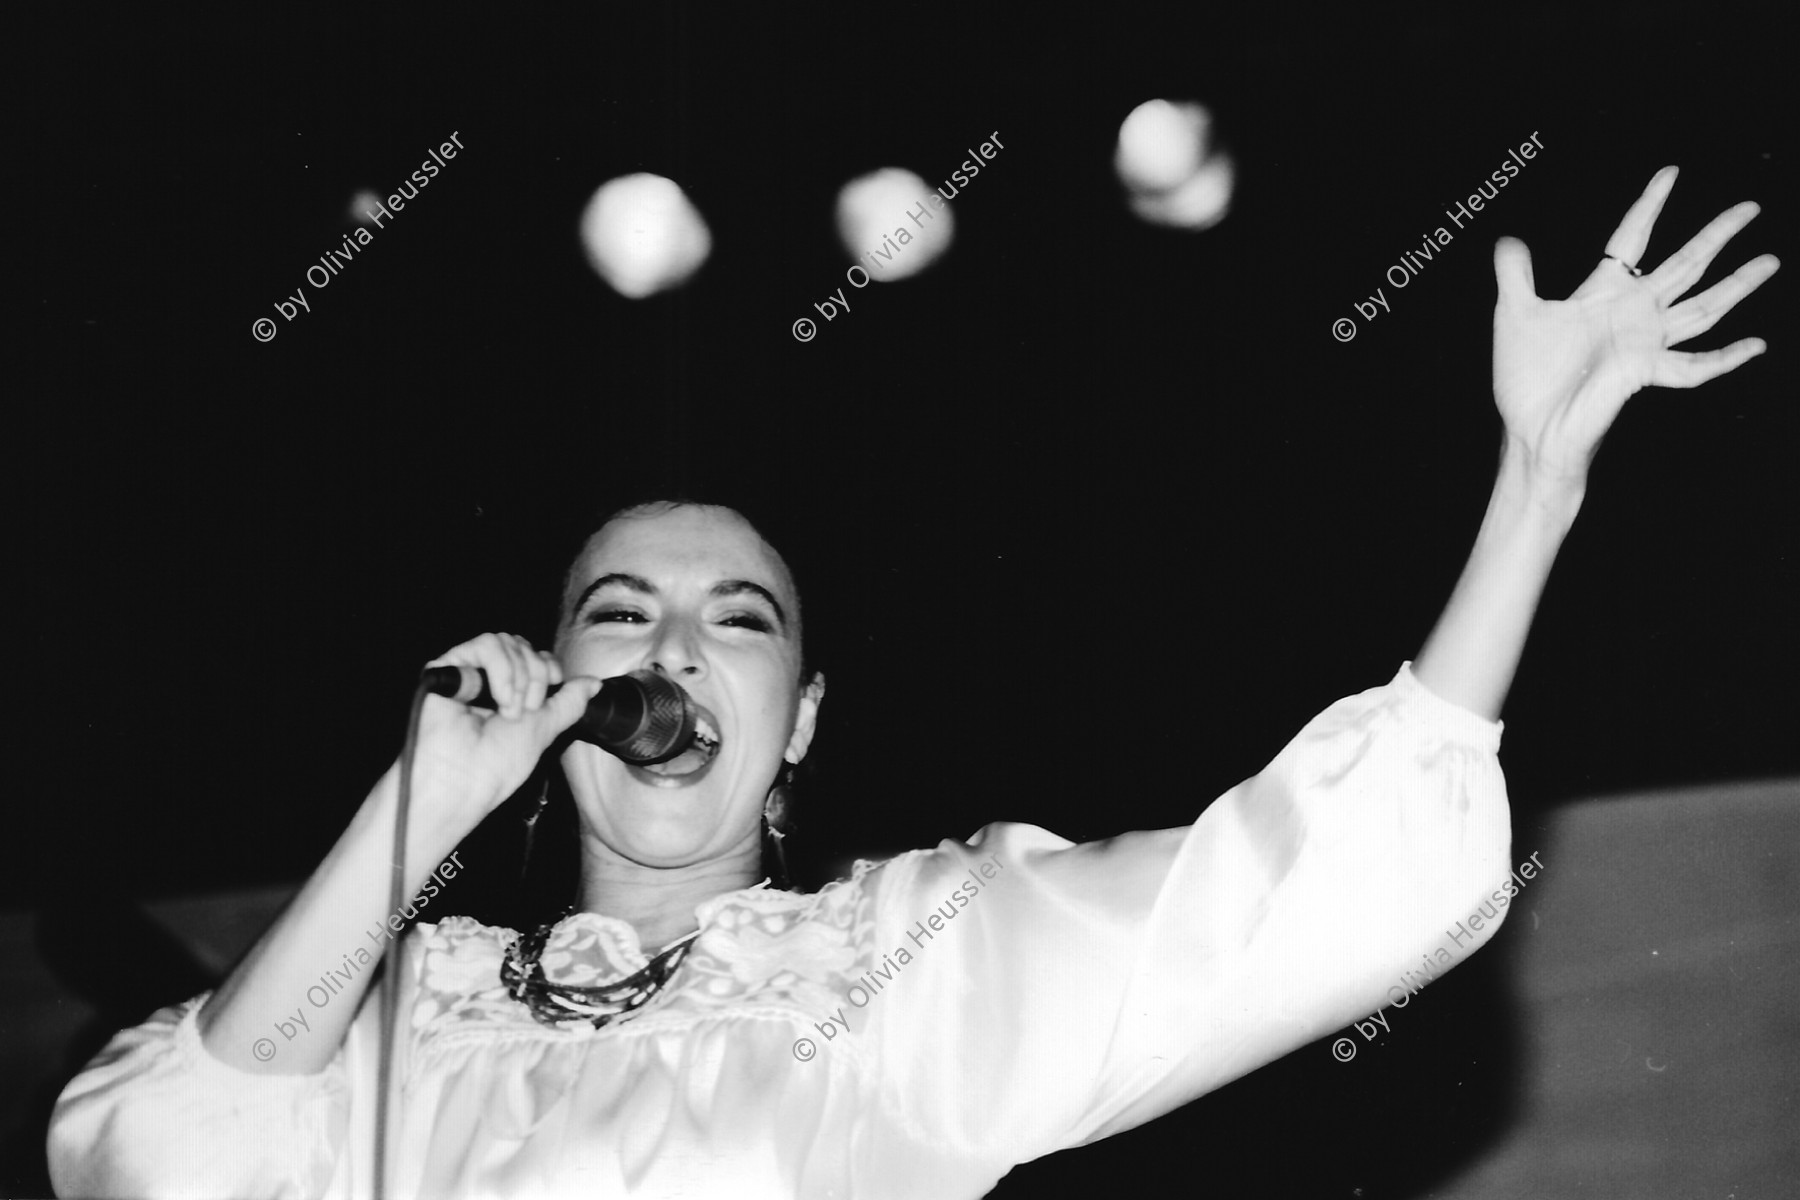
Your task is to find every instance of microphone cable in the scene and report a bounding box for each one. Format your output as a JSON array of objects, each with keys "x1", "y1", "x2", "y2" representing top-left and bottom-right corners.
[{"x1": 374, "y1": 678, "x2": 431, "y2": 1200}]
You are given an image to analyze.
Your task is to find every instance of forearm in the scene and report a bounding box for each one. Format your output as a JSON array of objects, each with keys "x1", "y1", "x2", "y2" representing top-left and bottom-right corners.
[
  {"x1": 1412, "y1": 434, "x2": 1586, "y2": 719},
  {"x1": 196, "y1": 764, "x2": 463, "y2": 1075}
]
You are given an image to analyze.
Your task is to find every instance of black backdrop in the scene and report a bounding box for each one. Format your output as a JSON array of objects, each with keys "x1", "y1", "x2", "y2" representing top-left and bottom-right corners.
[{"x1": 13, "y1": 2, "x2": 1797, "y2": 1197}]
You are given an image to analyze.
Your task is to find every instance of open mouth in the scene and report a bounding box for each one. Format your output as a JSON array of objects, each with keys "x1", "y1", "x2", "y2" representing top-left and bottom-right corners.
[{"x1": 636, "y1": 707, "x2": 721, "y2": 780}]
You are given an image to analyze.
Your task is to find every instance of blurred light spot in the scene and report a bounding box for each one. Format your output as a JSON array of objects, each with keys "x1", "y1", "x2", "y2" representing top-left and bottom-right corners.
[
  {"x1": 349, "y1": 190, "x2": 384, "y2": 225},
  {"x1": 1116, "y1": 100, "x2": 1208, "y2": 192},
  {"x1": 1116, "y1": 99, "x2": 1233, "y2": 230},
  {"x1": 835, "y1": 168, "x2": 955, "y2": 282},
  {"x1": 579, "y1": 174, "x2": 712, "y2": 298}
]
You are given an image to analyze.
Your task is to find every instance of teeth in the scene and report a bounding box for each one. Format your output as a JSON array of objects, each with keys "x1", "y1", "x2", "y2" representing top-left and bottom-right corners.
[{"x1": 693, "y1": 714, "x2": 720, "y2": 746}]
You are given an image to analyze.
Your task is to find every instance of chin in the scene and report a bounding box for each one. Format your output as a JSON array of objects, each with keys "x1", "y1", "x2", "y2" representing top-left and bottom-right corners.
[{"x1": 578, "y1": 755, "x2": 761, "y2": 865}]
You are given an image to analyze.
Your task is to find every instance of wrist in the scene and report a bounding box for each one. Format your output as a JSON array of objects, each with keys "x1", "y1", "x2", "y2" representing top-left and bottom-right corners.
[
  {"x1": 357, "y1": 764, "x2": 469, "y2": 885},
  {"x1": 1497, "y1": 434, "x2": 1587, "y2": 532}
]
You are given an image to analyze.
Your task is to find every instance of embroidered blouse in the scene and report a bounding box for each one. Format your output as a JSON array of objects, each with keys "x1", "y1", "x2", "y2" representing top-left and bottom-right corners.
[{"x1": 48, "y1": 662, "x2": 1509, "y2": 1199}]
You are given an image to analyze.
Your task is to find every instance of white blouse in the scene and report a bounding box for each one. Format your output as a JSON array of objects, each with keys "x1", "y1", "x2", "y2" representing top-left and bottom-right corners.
[{"x1": 48, "y1": 663, "x2": 1509, "y2": 1200}]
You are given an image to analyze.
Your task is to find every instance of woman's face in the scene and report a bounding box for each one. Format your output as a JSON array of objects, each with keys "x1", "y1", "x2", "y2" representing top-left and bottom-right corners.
[{"x1": 554, "y1": 504, "x2": 822, "y2": 868}]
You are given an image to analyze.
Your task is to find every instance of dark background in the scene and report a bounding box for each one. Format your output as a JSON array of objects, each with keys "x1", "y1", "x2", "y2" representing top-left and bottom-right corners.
[{"x1": 12, "y1": 2, "x2": 1796, "y2": 1197}]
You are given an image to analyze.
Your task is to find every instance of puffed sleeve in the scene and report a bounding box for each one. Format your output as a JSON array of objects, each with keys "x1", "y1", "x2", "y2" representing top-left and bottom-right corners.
[
  {"x1": 863, "y1": 662, "x2": 1510, "y2": 1169},
  {"x1": 46, "y1": 995, "x2": 351, "y2": 1199},
  {"x1": 47, "y1": 929, "x2": 427, "y2": 1200}
]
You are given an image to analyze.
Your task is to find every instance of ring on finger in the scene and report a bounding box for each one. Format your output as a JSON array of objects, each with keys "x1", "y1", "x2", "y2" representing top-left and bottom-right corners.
[{"x1": 1603, "y1": 252, "x2": 1644, "y2": 277}]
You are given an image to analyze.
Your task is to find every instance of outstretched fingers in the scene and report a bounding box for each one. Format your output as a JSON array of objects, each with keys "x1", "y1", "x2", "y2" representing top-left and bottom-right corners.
[
  {"x1": 1650, "y1": 202, "x2": 1764, "y2": 303},
  {"x1": 1605, "y1": 166, "x2": 1679, "y2": 268},
  {"x1": 1667, "y1": 253, "x2": 1782, "y2": 344},
  {"x1": 1649, "y1": 339, "x2": 1768, "y2": 389}
]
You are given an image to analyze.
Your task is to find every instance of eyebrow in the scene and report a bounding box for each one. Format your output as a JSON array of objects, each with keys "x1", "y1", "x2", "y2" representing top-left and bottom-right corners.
[{"x1": 569, "y1": 572, "x2": 789, "y2": 631}]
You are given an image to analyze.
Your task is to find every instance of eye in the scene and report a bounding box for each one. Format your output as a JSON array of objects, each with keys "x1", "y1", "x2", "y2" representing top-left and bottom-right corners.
[
  {"x1": 718, "y1": 613, "x2": 773, "y2": 633},
  {"x1": 583, "y1": 608, "x2": 647, "y2": 626}
]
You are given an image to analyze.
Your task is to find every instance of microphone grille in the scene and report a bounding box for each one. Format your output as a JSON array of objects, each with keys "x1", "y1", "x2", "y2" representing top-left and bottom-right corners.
[{"x1": 617, "y1": 670, "x2": 697, "y2": 764}]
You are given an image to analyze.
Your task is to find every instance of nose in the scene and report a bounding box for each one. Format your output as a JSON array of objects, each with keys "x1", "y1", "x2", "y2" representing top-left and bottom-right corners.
[{"x1": 646, "y1": 613, "x2": 706, "y2": 679}]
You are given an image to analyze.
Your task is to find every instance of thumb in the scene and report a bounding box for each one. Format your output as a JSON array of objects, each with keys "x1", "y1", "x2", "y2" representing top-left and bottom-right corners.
[{"x1": 1493, "y1": 236, "x2": 1536, "y2": 308}]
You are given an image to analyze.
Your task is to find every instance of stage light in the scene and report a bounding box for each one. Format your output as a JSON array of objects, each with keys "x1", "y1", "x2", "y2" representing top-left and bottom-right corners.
[
  {"x1": 579, "y1": 174, "x2": 713, "y2": 298},
  {"x1": 1116, "y1": 99, "x2": 1233, "y2": 230},
  {"x1": 349, "y1": 190, "x2": 384, "y2": 225},
  {"x1": 1116, "y1": 100, "x2": 1208, "y2": 192},
  {"x1": 835, "y1": 168, "x2": 956, "y2": 282}
]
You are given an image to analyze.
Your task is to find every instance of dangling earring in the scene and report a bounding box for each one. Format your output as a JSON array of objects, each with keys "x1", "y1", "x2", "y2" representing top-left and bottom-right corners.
[
  {"x1": 519, "y1": 776, "x2": 552, "y2": 886},
  {"x1": 762, "y1": 761, "x2": 796, "y2": 889}
]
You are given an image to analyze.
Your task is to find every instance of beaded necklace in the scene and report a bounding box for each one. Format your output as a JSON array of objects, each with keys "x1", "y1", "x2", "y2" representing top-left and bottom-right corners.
[{"x1": 500, "y1": 909, "x2": 701, "y2": 1030}]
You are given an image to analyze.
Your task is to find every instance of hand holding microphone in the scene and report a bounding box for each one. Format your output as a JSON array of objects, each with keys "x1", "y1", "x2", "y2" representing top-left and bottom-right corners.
[
  {"x1": 403, "y1": 633, "x2": 600, "y2": 823},
  {"x1": 420, "y1": 661, "x2": 696, "y2": 764},
  {"x1": 408, "y1": 632, "x2": 698, "y2": 832}
]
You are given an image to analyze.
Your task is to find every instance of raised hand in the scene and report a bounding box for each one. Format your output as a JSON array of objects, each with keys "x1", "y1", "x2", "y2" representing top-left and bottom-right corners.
[
  {"x1": 1491, "y1": 166, "x2": 1778, "y2": 483},
  {"x1": 414, "y1": 632, "x2": 600, "y2": 839}
]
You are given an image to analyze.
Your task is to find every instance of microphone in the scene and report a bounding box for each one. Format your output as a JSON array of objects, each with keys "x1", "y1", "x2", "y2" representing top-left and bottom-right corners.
[{"x1": 419, "y1": 666, "x2": 696, "y2": 765}]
